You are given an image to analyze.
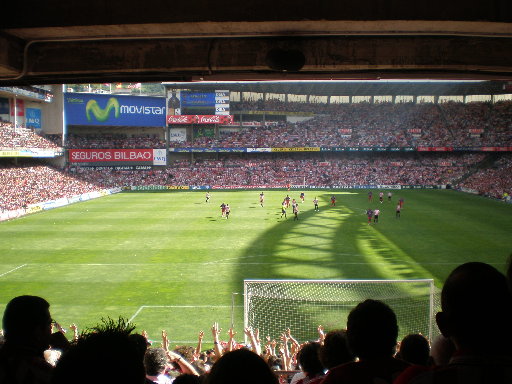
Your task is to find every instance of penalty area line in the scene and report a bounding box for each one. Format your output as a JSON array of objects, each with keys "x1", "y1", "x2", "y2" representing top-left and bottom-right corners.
[{"x1": 0, "y1": 264, "x2": 27, "y2": 278}]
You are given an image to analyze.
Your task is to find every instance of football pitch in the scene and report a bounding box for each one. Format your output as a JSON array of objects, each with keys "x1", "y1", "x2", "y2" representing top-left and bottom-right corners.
[{"x1": 1, "y1": 189, "x2": 511, "y2": 346}]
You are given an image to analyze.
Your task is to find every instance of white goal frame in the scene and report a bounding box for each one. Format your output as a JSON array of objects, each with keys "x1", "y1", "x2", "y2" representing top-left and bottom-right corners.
[{"x1": 244, "y1": 279, "x2": 440, "y2": 344}]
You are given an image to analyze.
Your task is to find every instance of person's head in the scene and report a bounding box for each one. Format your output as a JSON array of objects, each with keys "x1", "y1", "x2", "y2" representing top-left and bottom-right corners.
[
  {"x1": 346, "y1": 299, "x2": 399, "y2": 359},
  {"x1": 144, "y1": 347, "x2": 169, "y2": 376},
  {"x1": 429, "y1": 334, "x2": 456, "y2": 366},
  {"x1": 2, "y1": 295, "x2": 52, "y2": 352},
  {"x1": 399, "y1": 334, "x2": 430, "y2": 366},
  {"x1": 51, "y1": 317, "x2": 145, "y2": 384},
  {"x1": 435, "y1": 262, "x2": 512, "y2": 352},
  {"x1": 266, "y1": 355, "x2": 282, "y2": 370},
  {"x1": 318, "y1": 329, "x2": 353, "y2": 370},
  {"x1": 192, "y1": 359, "x2": 207, "y2": 375},
  {"x1": 205, "y1": 349, "x2": 278, "y2": 384},
  {"x1": 128, "y1": 333, "x2": 151, "y2": 361},
  {"x1": 297, "y1": 342, "x2": 323, "y2": 376}
]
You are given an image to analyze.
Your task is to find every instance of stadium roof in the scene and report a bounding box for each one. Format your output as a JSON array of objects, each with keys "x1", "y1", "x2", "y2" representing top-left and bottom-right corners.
[
  {"x1": 163, "y1": 80, "x2": 510, "y2": 98},
  {"x1": 2, "y1": 1, "x2": 512, "y2": 85}
]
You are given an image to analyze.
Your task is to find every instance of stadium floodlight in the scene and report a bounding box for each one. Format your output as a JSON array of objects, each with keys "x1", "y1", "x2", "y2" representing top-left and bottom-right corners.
[{"x1": 244, "y1": 279, "x2": 440, "y2": 344}]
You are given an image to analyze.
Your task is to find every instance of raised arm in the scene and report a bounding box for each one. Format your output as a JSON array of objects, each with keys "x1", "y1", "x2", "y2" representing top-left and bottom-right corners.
[
  {"x1": 286, "y1": 328, "x2": 300, "y2": 350},
  {"x1": 244, "y1": 326, "x2": 261, "y2": 355},
  {"x1": 211, "y1": 322, "x2": 223, "y2": 359},
  {"x1": 161, "y1": 330, "x2": 169, "y2": 352},
  {"x1": 317, "y1": 325, "x2": 325, "y2": 344},
  {"x1": 166, "y1": 350, "x2": 199, "y2": 376},
  {"x1": 68, "y1": 323, "x2": 79, "y2": 342},
  {"x1": 227, "y1": 327, "x2": 237, "y2": 352},
  {"x1": 196, "y1": 330, "x2": 204, "y2": 355},
  {"x1": 280, "y1": 332, "x2": 291, "y2": 370}
]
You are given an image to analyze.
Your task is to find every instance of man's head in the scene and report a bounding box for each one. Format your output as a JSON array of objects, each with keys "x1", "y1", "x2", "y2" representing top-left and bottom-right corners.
[
  {"x1": 436, "y1": 262, "x2": 512, "y2": 352},
  {"x1": 346, "y1": 299, "x2": 399, "y2": 359},
  {"x1": 144, "y1": 347, "x2": 168, "y2": 376},
  {"x1": 2, "y1": 295, "x2": 52, "y2": 352},
  {"x1": 318, "y1": 329, "x2": 352, "y2": 369},
  {"x1": 297, "y1": 342, "x2": 323, "y2": 376},
  {"x1": 399, "y1": 334, "x2": 430, "y2": 366}
]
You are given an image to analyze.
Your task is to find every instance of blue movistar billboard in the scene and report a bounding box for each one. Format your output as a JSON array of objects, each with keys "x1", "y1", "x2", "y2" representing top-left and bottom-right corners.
[{"x1": 65, "y1": 94, "x2": 166, "y2": 126}]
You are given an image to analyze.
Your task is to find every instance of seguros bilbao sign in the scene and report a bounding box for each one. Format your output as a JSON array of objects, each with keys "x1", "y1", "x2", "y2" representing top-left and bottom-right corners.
[{"x1": 69, "y1": 149, "x2": 154, "y2": 163}]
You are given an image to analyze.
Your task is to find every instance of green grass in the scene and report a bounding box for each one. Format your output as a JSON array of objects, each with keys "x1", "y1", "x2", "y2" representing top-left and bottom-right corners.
[{"x1": 0, "y1": 189, "x2": 511, "y2": 346}]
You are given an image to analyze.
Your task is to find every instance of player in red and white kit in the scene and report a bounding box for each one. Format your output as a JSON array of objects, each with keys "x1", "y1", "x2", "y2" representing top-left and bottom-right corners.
[{"x1": 373, "y1": 208, "x2": 380, "y2": 224}]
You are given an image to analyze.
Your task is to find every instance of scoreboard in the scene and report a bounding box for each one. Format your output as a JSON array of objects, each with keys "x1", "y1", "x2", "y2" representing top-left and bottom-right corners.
[{"x1": 168, "y1": 89, "x2": 230, "y2": 116}]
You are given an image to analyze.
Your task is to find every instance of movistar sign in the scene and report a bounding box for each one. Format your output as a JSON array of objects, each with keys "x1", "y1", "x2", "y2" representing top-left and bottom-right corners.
[
  {"x1": 86, "y1": 98, "x2": 120, "y2": 122},
  {"x1": 65, "y1": 93, "x2": 166, "y2": 127}
]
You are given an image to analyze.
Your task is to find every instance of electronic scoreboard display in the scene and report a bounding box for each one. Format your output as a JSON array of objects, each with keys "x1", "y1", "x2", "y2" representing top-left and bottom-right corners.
[{"x1": 169, "y1": 90, "x2": 230, "y2": 115}]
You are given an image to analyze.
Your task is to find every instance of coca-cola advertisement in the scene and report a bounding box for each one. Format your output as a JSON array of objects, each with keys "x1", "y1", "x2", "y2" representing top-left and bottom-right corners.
[
  {"x1": 338, "y1": 128, "x2": 352, "y2": 133},
  {"x1": 167, "y1": 115, "x2": 233, "y2": 125}
]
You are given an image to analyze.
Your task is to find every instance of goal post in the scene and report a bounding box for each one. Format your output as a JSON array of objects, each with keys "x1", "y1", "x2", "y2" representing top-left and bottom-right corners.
[{"x1": 244, "y1": 279, "x2": 441, "y2": 344}]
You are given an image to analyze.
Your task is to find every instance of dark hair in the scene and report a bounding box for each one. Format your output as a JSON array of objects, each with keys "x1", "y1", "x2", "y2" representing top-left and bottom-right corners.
[
  {"x1": 440, "y1": 262, "x2": 512, "y2": 349},
  {"x1": 318, "y1": 329, "x2": 353, "y2": 369},
  {"x1": 144, "y1": 347, "x2": 169, "y2": 376},
  {"x1": 192, "y1": 359, "x2": 207, "y2": 375},
  {"x1": 399, "y1": 334, "x2": 430, "y2": 366},
  {"x1": 297, "y1": 342, "x2": 323, "y2": 375},
  {"x1": 2, "y1": 295, "x2": 50, "y2": 341},
  {"x1": 205, "y1": 349, "x2": 278, "y2": 384},
  {"x1": 266, "y1": 355, "x2": 282, "y2": 370},
  {"x1": 51, "y1": 317, "x2": 145, "y2": 384},
  {"x1": 174, "y1": 345, "x2": 194, "y2": 361},
  {"x1": 128, "y1": 333, "x2": 150, "y2": 361},
  {"x1": 346, "y1": 299, "x2": 398, "y2": 359}
]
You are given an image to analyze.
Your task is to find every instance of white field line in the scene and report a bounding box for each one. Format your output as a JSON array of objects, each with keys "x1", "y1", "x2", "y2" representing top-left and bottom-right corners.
[
  {"x1": 128, "y1": 305, "x2": 242, "y2": 324},
  {"x1": 0, "y1": 264, "x2": 27, "y2": 278}
]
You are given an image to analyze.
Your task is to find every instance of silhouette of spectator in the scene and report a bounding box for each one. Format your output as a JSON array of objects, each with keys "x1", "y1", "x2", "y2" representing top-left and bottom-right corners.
[
  {"x1": 0, "y1": 295, "x2": 69, "y2": 384},
  {"x1": 318, "y1": 329, "x2": 353, "y2": 371},
  {"x1": 396, "y1": 262, "x2": 512, "y2": 384},
  {"x1": 204, "y1": 349, "x2": 278, "y2": 384},
  {"x1": 397, "y1": 334, "x2": 430, "y2": 366},
  {"x1": 51, "y1": 317, "x2": 145, "y2": 384},
  {"x1": 295, "y1": 342, "x2": 325, "y2": 384},
  {"x1": 393, "y1": 334, "x2": 456, "y2": 384},
  {"x1": 320, "y1": 299, "x2": 410, "y2": 384}
]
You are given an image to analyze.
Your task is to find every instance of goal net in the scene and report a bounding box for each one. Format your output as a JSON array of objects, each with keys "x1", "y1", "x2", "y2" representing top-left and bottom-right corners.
[{"x1": 244, "y1": 279, "x2": 441, "y2": 344}]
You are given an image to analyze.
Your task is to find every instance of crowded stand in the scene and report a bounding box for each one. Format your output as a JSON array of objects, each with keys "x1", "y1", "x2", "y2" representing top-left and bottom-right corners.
[
  {"x1": 0, "y1": 160, "x2": 100, "y2": 212},
  {"x1": 169, "y1": 153, "x2": 485, "y2": 187},
  {"x1": 457, "y1": 154, "x2": 512, "y2": 199},
  {"x1": 0, "y1": 122, "x2": 62, "y2": 150},
  {"x1": 1, "y1": 258, "x2": 511, "y2": 383},
  {"x1": 438, "y1": 101, "x2": 492, "y2": 147},
  {"x1": 175, "y1": 101, "x2": 512, "y2": 148}
]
